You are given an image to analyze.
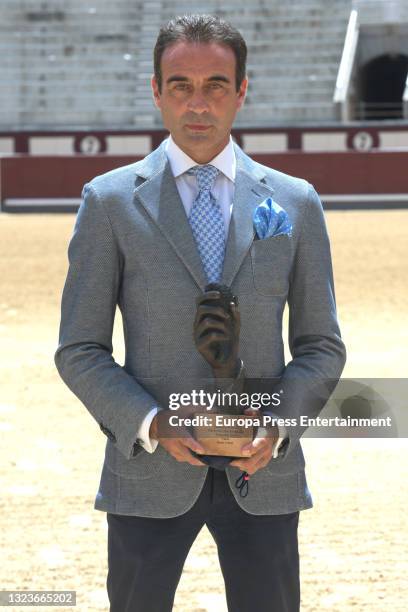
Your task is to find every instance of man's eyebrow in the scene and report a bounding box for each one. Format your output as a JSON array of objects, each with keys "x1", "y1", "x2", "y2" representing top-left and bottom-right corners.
[
  {"x1": 166, "y1": 75, "x2": 189, "y2": 84},
  {"x1": 165, "y1": 74, "x2": 231, "y2": 84},
  {"x1": 207, "y1": 75, "x2": 231, "y2": 83}
]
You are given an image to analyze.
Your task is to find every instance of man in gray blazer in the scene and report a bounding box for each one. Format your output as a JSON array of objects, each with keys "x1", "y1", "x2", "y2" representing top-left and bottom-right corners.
[{"x1": 55, "y1": 14, "x2": 346, "y2": 612}]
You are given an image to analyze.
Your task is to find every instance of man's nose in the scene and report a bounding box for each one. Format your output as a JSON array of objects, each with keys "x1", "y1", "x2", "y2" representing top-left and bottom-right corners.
[{"x1": 186, "y1": 90, "x2": 210, "y2": 113}]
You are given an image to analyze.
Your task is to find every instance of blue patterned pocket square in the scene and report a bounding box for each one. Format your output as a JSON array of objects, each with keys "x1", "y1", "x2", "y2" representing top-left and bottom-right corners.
[{"x1": 253, "y1": 197, "x2": 292, "y2": 240}]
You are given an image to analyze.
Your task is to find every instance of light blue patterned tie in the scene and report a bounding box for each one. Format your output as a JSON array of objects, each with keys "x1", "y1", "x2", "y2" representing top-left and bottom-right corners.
[{"x1": 188, "y1": 164, "x2": 225, "y2": 283}]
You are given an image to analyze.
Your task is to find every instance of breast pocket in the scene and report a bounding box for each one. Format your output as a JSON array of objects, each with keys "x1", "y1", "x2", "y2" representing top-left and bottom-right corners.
[{"x1": 250, "y1": 235, "x2": 293, "y2": 296}]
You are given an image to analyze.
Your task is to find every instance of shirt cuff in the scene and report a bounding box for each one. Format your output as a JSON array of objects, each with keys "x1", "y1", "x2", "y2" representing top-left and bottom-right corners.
[
  {"x1": 272, "y1": 422, "x2": 287, "y2": 458},
  {"x1": 257, "y1": 419, "x2": 288, "y2": 459},
  {"x1": 136, "y1": 406, "x2": 161, "y2": 454}
]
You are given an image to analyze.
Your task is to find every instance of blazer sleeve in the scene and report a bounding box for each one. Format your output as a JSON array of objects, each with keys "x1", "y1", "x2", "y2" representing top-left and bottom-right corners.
[
  {"x1": 269, "y1": 181, "x2": 347, "y2": 461},
  {"x1": 54, "y1": 182, "x2": 160, "y2": 460}
]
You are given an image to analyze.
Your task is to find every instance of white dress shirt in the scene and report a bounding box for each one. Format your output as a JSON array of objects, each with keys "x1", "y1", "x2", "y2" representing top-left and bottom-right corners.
[{"x1": 135, "y1": 135, "x2": 286, "y2": 458}]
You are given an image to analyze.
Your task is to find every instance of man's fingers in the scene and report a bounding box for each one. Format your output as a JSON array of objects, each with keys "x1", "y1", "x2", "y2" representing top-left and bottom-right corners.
[
  {"x1": 185, "y1": 454, "x2": 206, "y2": 466},
  {"x1": 169, "y1": 443, "x2": 205, "y2": 466},
  {"x1": 240, "y1": 436, "x2": 268, "y2": 455},
  {"x1": 230, "y1": 458, "x2": 260, "y2": 474},
  {"x1": 252, "y1": 447, "x2": 272, "y2": 469},
  {"x1": 174, "y1": 453, "x2": 203, "y2": 466},
  {"x1": 178, "y1": 447, "x2": 206, "y2": 466},
  {"x1": 230, "y1": 456, "x2": 267, "y2": 475},
  {"x1": 196, "y1": 303, "x2": 229, "y2": 319},
  {"x1": 194, "y1": 306, "x2": 229, "y2": 330},
  {"x1": 195, "y1": 290, "x2": 222, "y2": 306},
  {"x1": 182, "y1": 435, "x2": 205, "y2": 455},
  {"x1": 196, "y1": 331, "x2": 228, "y2": 350},
  {"x1": 230, "y1": 442, "x2": 274, "y2": 474},
  {"x1": 195, "y1": 318, "x2": 228, "y2": 339},
  {"x1": 180, "y1": 438, "x2": 207, "y2": 466}
]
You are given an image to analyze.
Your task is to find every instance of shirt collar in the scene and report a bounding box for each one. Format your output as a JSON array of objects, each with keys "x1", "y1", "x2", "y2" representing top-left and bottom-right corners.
[{"x1": 165, "y1": 134, "x2": 236, "y2": 183}]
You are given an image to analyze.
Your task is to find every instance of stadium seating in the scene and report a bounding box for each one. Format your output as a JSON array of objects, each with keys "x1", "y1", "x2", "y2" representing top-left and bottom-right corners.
[
  {"x1": 0, "y1": 0, "x2": 352, "y2": 128},
  {"x1": 353, "y1": 0, "x2": 408, "y2": 23}
]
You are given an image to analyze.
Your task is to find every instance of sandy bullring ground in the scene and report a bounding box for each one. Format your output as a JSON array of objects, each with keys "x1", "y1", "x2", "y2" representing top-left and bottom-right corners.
[{"x1": 0, "y1": 209, "x2": 407, "y2": 611}]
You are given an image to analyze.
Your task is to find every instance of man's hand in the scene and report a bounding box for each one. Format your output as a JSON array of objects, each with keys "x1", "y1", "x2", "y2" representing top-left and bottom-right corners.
[
  {"x1": 230, "y1": 409, "x2": 279, "y2": 475},
  {"x1": 149, "y1": 408, "x2": 206, "y2": 467},
  {"x1": 193, "y1": 289, "x2": 241, "y2": 379}
]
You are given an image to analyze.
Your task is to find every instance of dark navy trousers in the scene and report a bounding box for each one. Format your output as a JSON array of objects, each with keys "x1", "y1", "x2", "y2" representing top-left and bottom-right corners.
[{"x1": 106, "y1": 468, "x2": 300, "y2": 612}]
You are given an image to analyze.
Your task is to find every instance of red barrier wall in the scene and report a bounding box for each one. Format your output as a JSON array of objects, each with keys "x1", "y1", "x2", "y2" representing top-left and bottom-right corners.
[
  {"x1": 256, "y1": 151, "x2": 408, "y2": 194},
  {"x1": 0, "y1": 155, "x2": 140, "y2": 199},
  {"x1": 1, "y1": 151, "x2": 407, "y2": 208}
]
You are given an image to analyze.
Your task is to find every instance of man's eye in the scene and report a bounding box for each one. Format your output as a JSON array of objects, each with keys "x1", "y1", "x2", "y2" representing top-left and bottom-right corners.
[
  {"x1": 174, "y1": 83, "x2": 188, "y2": 90},
  {"x1": 209, "y1": 83, "x2": 222, "y2": 89}
]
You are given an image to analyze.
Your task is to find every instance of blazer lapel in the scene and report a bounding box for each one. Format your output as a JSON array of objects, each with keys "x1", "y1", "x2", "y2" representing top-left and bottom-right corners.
[
  {"x1": 133, "y1": 142, "x2": 207, "y2": 289},
  {"x1": 222, "y1": 145, "x2": 275, "y2": 287},
  {"x1": 133, "y1": 140, "x2": 275, "y2": 291}
]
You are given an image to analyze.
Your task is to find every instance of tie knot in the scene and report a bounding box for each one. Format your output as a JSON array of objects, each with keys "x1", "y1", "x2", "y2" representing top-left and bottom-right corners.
[{"x1": 188, "y1": 164, "x2": 219, "y2": 192}]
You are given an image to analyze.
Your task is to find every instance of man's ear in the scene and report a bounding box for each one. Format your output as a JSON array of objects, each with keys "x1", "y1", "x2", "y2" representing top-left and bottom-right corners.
[
  {"x1": 236, "y1": 76, "x2": 248, "y2": 110},
  {"x1": 151, "y1": 75, "x2": 161, "y2": 109}
]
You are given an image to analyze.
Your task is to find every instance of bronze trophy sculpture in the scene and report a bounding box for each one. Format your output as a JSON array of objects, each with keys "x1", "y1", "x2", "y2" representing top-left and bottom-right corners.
[{"x1": 191, "y1": 283, "x2": 254, "y2": 477}]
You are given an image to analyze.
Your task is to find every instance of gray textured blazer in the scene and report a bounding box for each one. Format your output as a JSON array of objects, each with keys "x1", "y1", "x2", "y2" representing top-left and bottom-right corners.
[{"x1": 55, "y1": 139, "x2": 346, "y2": 517}]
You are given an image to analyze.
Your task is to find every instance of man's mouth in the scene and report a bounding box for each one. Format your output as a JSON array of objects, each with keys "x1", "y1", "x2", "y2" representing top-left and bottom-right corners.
[{"x1": 185, "y1": 124, "x2": 212, "y2": 131}]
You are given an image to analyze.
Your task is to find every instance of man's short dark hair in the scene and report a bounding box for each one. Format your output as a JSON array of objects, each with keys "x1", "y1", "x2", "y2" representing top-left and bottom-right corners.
[{"x1": 154, "y1": 14, "x2": 247, "y2": 92}]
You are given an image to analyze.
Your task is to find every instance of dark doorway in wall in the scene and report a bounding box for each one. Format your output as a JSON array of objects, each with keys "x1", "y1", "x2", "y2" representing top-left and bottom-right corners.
[{"x1": 358, "y1": 53, "x2": 408, "y2": 119}]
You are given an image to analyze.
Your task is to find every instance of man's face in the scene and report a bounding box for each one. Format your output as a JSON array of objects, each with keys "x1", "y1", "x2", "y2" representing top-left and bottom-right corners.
[{"x1": 152, "y1": 41, "x2": 247, "y2": 163}]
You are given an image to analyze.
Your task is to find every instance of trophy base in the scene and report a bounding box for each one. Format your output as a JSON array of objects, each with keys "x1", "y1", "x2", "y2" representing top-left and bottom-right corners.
[{"x1": 193, "y1": 414, "x2": 254, "y2": 457}]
